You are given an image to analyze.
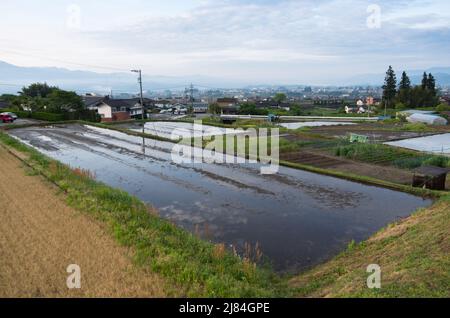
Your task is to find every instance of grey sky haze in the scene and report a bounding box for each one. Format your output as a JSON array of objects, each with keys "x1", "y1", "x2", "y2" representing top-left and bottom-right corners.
[{"x1": 0, "y1": 0, "x2": 449, "y2": 85}]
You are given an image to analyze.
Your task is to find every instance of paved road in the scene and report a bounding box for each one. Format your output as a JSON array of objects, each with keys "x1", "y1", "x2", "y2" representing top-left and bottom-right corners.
[{"x1": 0, "y1": 118, "x2": 40, "y2": 127}]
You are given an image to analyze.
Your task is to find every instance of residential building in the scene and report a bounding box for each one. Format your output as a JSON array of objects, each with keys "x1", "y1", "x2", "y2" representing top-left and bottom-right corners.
[
  {"x1": 82, "y1": 95, "x2": 106, "y2": 109},
  {"x1": 216, "y1": 98, "x2": 239, "y2": 115},
  {"x1": 84, "y1": 96, "x2": 153, "y2": 122},
  {"x1": 192, "y1": 102, "x2": 209, "y2": 113},
  {"x1": 440, "y1": 96, "x2": 450, "y2": 105},
  {"x1": 366, "y1": 96, "x2": 375, "y2": 106},
  {"x1": 216, "y1": 98, "x2": 238, "y2": 108},
  {"x1": 255, "y1": 100, "x2": 291, "y2": 110}
]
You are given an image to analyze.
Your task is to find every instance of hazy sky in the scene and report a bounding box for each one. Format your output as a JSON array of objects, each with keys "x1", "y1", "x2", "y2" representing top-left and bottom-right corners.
[{"x1": 0, "y1": 0, "x2": 449, "y2": 84}]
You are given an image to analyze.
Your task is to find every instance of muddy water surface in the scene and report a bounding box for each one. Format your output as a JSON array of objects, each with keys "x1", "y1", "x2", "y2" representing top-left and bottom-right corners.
[{"x1": 10, "y1": 124, "x2": 432, "y2": 272}]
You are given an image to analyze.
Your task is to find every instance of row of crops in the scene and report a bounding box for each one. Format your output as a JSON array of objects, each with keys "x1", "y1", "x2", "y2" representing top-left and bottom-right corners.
[{"x1": 333, "y1": 143, "x2": 450, "y2": 169}]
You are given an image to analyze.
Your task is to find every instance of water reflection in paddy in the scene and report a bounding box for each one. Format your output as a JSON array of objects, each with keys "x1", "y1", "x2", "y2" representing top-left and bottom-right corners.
[{"x1": 10, "y1": 124, "x2": 432, "y2": 272}]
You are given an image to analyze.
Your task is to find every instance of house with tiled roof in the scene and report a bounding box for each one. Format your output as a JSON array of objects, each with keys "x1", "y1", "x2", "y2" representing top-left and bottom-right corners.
[{"x1": 85, "y1": 96, "x2": 153, "y2": 122}]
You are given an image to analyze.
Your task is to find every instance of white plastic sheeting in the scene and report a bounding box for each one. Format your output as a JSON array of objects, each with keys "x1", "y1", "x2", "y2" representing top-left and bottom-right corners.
[
  {"x1": 398, "y1": 110, "x2": 436, "y2": 116},
  {"x1": 385, "y1": 133, "x2": 450, "y2": 155},
  {"x1": 406, "y1": 113, "x2": 447, "y2": 126},
  {"x1": 279, "y1": 122, "x2": 355, "y2": 129}
]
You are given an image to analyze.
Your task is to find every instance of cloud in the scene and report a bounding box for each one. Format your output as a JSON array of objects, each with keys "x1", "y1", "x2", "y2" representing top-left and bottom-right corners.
[
  {"x1": 1, "y1": 0, "x2": 449, "y2": 84},
  {"x1": 86, "y1": 1, "x2": 356, "y2": 61}
]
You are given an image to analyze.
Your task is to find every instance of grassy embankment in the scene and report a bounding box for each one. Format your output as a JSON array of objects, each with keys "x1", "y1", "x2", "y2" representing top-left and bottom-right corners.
[
  {"x1": 290, "y1": 195, "x2": 449, "y2": 297},
  {"x1": 2, "y1": 121, "x2": 449, "y2": 297},
  {"x1": 0, "y1": 131, "x2": 284, "y2": 298}
]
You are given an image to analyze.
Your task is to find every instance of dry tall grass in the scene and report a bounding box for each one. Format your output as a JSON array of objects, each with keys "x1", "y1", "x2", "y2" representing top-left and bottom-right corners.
[
  {"x1": 72, "y1": 167, "x2": 96, "y2": 179},
  {"x1": 0, "y1": 147, "x2": 173, "y2": 298}
]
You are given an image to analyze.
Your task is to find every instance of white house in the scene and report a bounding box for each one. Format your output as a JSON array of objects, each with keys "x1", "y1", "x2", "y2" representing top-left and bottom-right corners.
[{"x1": 85, "y1": 97, "x2": 150, "y2": 122}]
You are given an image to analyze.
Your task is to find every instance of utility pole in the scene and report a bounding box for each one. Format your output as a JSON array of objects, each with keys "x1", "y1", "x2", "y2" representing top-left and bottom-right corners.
[
  {"x1": 384, "y1": 99, "x2": 387, "y2": 118},
  {"x1": 190, "y1": 83, "x2": 194, "y2": 115},
  {"x1": 131, "y1": 69, "x2": 145, "y2": 153},
  {"x1": 131, "y1": 70, "x2": 145, "y2": 129}
]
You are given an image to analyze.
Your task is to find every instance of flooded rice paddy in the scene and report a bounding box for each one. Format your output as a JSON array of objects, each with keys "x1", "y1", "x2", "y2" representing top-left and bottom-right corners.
[
  {"x1": 130, "y1": 121, "x2": 245, "y2": 140},
  {"x1": 9, "y1": 124, "x2": 432, "y2": 272}
]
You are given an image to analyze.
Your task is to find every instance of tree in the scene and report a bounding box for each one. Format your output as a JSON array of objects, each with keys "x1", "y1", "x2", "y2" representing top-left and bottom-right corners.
[
  {"x1": 409, "y1": 86, "x2": 430, "y2": 109},
  {"x1": 290, "y1": 104, "x2": 302, "y2": 116},
  {"x1": 187, "y1": 104, "x2": 194, "y2": 115},
  {"x1": 46, "y1": 89, "x2": 83, "y2": 112},
  {"x1": 21, "y1": 95, "x2": 46, "y2": 112},
  {"x1": 398, "y1": 71, "x2": 411, "y2": 90},
  {"x1": 238, "y1": 102, "x2": 268, "y2": 116},
  {"x1": 391, "y1": 70, "x2": 439, "y2": 109},
  {"x1": 0, "y1": 94, "x2": 16, "y2": 102},
  {"x1": 427, "y1": 73, "x2": 436, "y2": 95},
  {"x1": 382, "y1": 66, "x2": 397, "y2": 109},
  {"x1": 421, "y1": 72, "x2": 428, "y2": 89},
  {"x1": 20, "y1": 82, "x2": 57, "y2": 98},
  {"x1": 395, "y1": 102, "x2": 406, "y2": 110},
  {"x1": 397, "y1": 71, "x2": 411, "y2": 106},
  {"x1": 208, "y1": 103, "x2": 221, "y2": 115},
  {"x1": 273, "y1": 93, "x2": 287, "y2": 104}
]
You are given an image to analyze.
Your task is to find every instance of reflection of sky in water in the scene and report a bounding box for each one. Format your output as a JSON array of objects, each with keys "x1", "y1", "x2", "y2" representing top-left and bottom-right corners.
[
  {"x1": 132, "y1": 121, "x2": 245, "y2": 140},
  {"x1": 10, "y1": 124, "x2": 432, "y2": 272}
]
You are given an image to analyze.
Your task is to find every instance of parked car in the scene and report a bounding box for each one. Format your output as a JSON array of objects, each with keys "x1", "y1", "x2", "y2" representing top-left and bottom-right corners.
[
  {"x1": 0, "y1": 114, "x2": 14, "y2": 123},
  {"x1": 0, "y1": 112, "x2": 18, "y2": 121}
]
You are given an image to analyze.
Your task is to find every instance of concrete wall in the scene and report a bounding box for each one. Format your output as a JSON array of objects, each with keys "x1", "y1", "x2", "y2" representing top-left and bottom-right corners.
[
  {"x1": 97, "y1": 103, "x2": 112, "y2": 120},
  {"x1": 112, "y1": 112, "x2": 131, "y2": 122}
]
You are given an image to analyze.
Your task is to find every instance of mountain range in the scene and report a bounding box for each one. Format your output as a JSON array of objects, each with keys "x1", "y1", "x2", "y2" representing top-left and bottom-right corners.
[
  {"x1": 0, "y1": 60, "x2": 243, "y2": 95},
  {"x1": 1, "y1": 60, "x2": 450, "y2": 95}
]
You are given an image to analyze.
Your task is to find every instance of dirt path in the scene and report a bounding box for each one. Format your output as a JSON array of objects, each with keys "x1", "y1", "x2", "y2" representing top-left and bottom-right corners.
[
  {"x1": 281, "y1": 150, "x2": 414, "y2": 185},
  {"x1": 0, "y1": 146, "x2": 170, "y2": 297}
]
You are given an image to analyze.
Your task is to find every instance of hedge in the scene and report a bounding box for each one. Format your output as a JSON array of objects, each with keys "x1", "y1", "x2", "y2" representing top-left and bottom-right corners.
[{"x1": 1, "y1": 109, "x2": 99, "y2": 122}]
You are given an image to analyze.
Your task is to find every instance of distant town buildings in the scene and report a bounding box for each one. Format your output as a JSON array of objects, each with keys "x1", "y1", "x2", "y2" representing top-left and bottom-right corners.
[
  {"x1": 79, "y1": 85, "x2": 388, "y2": 121},
  {"x1": 344, "y1": 96, "x2": 378, "y2": 114},
  {"x1": 82, "y1": 94, "x2": 211, "y2": 122}
]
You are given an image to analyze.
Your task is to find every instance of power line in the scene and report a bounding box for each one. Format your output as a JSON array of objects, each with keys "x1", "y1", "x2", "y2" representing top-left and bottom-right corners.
[
  {"x1": 0, "y1": 48, "x2": 130, "y2": 73},
  {"x1": 0, "y1": 48, "x2": 227, "y2": 92},
  {"x1": 151, "y1": 84, "x2": 222, "y2": 91},
  {"x1": 0, "y1": 83, "x2": 23, "y2": 87}
]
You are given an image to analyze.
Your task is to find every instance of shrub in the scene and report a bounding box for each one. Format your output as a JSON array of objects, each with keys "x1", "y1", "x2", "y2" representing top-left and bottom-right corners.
[
  {"x1": 422, "y1": 156, "x2": 450, "y2": 168},
  {"x1": 395, "y1": 102, "x2": 406, "y2": 110},
  {"x1": 63, "y1": 110, "x2": 101, "y2": 122},
  {"x1": 393, "y1": 157, "x2": 424, "y2": 169},
  {"x1": 335, "y1": 143, "x2": 450, "y2": 170},
  {"x1": 400, "y1": 123, "x2": 429, "y2": 132},
  {"x1": 436, "y1": 103, "x2": 450, "y2": 112},
  {"x1": 31, "y1": 112, "x2": 64, "y2": 121},
  {"x1": 1, "y1": 109, "x2": 100, "y2": 122}
]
